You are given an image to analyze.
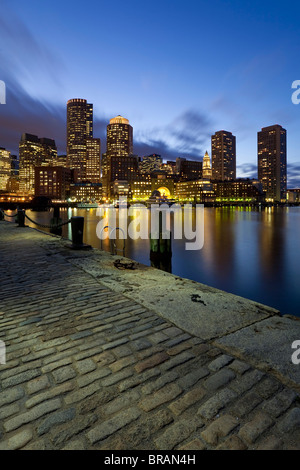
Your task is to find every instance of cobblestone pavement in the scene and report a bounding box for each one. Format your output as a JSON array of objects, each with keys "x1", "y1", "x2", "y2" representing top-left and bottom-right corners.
[{"x1": 0, "y1": 221, "x2": 300, "y2": 450}]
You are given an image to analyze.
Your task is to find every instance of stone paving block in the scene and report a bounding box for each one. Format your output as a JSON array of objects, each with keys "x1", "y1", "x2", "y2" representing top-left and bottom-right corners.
[
  {"x1": 204, "y1": 368, "x2": 236, "y2": 391},
  {"x1": 87, "y1": 407, "x2": 141, "y2": 444},
  {"x1": 4, "y1": 398, "x2": 62, "y2": 433},
  {"x1": 168, "y1": 386, "x2": 207, "y2": 416},
  {"x1": 139, "y1": 383, "x2": 182, "y2": 412},
  {"x1": 208, "y1": 354, "x2": 234, "y2": 372},
  {"x1": 0, "y1": 428, "x2": 33, "y2": 450},
  {"x1": 154, "y1": 417, "x2": 199, "y2": 450},
  {"x1": 134, "y1": 352, "x2": 169, "y2": 373},
  {"x1": 276, "y1": 408, "x2": 300, "y2": 434},
  {"x1": 238, "y1": 411, "x2": 274, "y2": 444},
  {"x1": 201, "y1": 414, "x2": 239, "y2": 445},
  {"x1": 197, "y1": 388, "x2": 238, "y2": 420},
  {"x1": 37, "y1": 408, "x2": 76, "y2": 436},
  {"x1": 26, "y1": 375, "x2": 51, "y2": 395}
]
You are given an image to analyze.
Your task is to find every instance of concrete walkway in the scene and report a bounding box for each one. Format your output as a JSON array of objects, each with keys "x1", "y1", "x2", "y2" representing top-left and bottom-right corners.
[{"x1": 0, "y1": 221, "x2": 300, "y2": 450}]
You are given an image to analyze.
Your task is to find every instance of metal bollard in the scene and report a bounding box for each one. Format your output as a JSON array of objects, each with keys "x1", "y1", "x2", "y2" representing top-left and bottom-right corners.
[
  {"x1": 71, "y1": 216, "x2": 84, "y2": 248},
  {"x1": 17, "y1": 209, "x2": 25, "y2": 227}
]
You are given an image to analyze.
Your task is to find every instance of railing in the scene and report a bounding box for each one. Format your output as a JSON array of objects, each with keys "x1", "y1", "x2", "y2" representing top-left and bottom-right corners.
[{"x1": 0, "y1": 209, "x2": 126, "y2": 255}]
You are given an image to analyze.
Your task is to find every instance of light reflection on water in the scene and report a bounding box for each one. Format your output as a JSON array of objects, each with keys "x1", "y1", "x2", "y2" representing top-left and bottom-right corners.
[{"x1": 21, "y1": 206, "x2": 300, "y2": 317}]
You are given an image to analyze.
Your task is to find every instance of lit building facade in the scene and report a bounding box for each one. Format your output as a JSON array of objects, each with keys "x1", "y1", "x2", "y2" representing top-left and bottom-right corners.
[
  {"x1": 86, "y1": 138, "x2": 101, "y2": 183},
  {"x1": 106, "y1": 115, "x2": 133, "y2": 157},
  {"x1": 103, "y1": 115, "x2": 135, "y2": 199},
  {"x1": 0, "y1": 147, "x2": 11, "y2": 191},
  {"x1": 212, "y1": 179, "x2": 265, "y2": 202},
  {"x1": 211, "y1": 130, "x2": 236, "y2": 181},
  {"x1": 19, "y1": 133, "x2": 57, "y2": 194},
  {"x1": 70, "y1": 182, "x2": 102, "y2": 202},
  {"x1": 258, "y1": 125, "x2": 287, "y2": 202},
  {"x1": 35, "y1": 166, "x2": 76, "y2": 200},
  {"x1": 67, "y1": 98, "x2": 93, "y2": 180},
  {"x1": 175, "y1": 179, "x2": 214, "y2": 202}
]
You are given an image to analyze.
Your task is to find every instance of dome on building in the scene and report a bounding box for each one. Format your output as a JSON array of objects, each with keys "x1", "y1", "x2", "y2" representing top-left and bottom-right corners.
[
  {"x1": 109, "y1": 115, "x2": 130, "y2": 125},
  {"x1": 151, "y1": 190, "x2": 161, "y2": 197}
]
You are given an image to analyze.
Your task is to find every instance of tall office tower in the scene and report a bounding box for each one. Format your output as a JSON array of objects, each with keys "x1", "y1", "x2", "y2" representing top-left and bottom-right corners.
[
  {"x1": 19, "y1": 133, "x2": 58, "y2": 194},
  {"x1": 211, "y1": 130, "x2": 236, "y2": 181},
  {"x1": 202, "y1": 151, "x2": 212, "y2": 179},
  {"x1": 0, "y1": 147, "x2": 11, "y2": 190},
  {"x1": 106, "y1": 115, "x2": 133, "y2": 157},
  {"x1": 86, "y1": 138, "x2": 101, "y2": 183},
  {"x1": 67, "y1": 98, "x2": 93, "y2": 180},
  {"x1": 258, "y1": 125, "x2": 287, "y2": 202}
]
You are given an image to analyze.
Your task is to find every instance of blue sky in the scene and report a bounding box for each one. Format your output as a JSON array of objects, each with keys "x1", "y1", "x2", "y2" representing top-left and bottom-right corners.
[{"x1": 1, "y1": 0, "x2": 300, "y2": 186}]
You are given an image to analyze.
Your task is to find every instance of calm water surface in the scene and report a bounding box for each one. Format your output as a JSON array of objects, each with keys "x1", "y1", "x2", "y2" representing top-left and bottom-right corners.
[{"x1": 19, "y1": 206, "x2": 300, "y2": 317}]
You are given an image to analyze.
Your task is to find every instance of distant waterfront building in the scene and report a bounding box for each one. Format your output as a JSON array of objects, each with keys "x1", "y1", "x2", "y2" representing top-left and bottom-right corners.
[
  {"x1": 258, "y1": 125, "x2": 287, "y2": 202},
  {"x1": 202, "y1": 151, "x2": 212, "y2": 179},
  {"x1": 175, "y1": 179, "x2": 214, "y2": 202},
  {"x1": 211, "y1": 130, "x2": 236, "y2": 181},
  {"x1": 19, "y1": 133, "x2": 57, "y2": 194},
  {"x1": 70, "y1": 182, "x2": 102, "y2": 202},
  {"x1": 212, "y1": 179, "x2": 265, "y2": 203},
  {"x1": 0, "y1": 147, "x2": 11, "y2": 191},
  {"x1": 287, "y1": 189, "x2": 300, "y2": 203},
  {"x1": 67, "y1": 98, "x2": 93, "y2": 181}
]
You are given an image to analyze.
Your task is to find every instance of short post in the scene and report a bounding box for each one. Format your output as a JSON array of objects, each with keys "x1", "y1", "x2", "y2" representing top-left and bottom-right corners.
[
  {"x1": 50, "y1": 206, "x2": 62, "y2": 235},
  {"x1": 0, "y1": 210, "x2": 4, "y2": 221},
  {"x1": 71, "y1": 216, "x2": 84, "y2": 248},
  {"x1": 17, "y1": 209, "x2": 25, "y2": 227}
]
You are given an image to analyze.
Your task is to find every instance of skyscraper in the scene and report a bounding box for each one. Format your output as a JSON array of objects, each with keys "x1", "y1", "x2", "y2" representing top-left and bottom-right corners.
[
  {"x1": 211, "y1": 131, "x2": 236, "y2": 181},
  {"x1": 67, "y1": 98, "x2": 93, "y2": 180},
  {"x1": 106, "y1": 115, "x2": 133, "y2": 157},
  {"x1": 19, "y1": 133, "x2": 57, "y2": 194},
  {"x1": 258, "y1": 125, "x2": 287, "y2": 202},
  {"x1": 0, "y1": 147, "x2": 11, "y2": 191},
  {"x1": 104, "y1": 115, "x2": 136, "y2": 198},
  {"x1": 86, "y1": 138, "x2": 101, "y2": 183},
  {"x1": 202, "y1": 151, "x2": 212, "y2": 179}
]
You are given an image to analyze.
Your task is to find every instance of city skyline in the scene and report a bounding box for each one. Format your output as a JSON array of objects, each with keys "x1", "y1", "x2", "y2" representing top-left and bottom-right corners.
[{"x1": 1, "y1": 0, "x2": 300, "y2": 187}]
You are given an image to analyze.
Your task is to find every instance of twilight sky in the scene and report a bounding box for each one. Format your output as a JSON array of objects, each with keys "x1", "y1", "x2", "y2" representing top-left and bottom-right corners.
[{"x1": 1, "y1": 0, "x2": 300, "y2": 186}]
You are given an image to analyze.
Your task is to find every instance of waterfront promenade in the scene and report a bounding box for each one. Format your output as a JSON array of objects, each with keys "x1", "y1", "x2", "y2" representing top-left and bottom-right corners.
[{"x1": 0, "y1": 221, "x2": 300, "y2": 450}]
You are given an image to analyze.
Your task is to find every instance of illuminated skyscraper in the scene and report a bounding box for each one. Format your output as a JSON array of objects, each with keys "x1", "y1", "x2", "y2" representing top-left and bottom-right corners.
[
  {"x1": 0, "y1": 147, "x2": 11, "y2": 191},
  {"x1": 104, "y1": 115, "x2": 136, "y2": 198},
  {"x1": 258, "y1": 125, "x2": 287, "y2": 202},
  {"x1": 86, "y1": 138, "x2": 101, "y2": 183},
  {"x1": 67, "y1": 99, "x2": 93, "y2": 180},
  {"x1": 19, "y1": 133, "x2": 57, "y2": 194},
  {"x1": 211, "y1": 131, "x2": 236, "y2": 181},
  {"x1": 202, "y1": 151, "x2": 212, "y2": 179},
  {"x1": 106, "y1": 115, "x2": 133, "y2": 157}
]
